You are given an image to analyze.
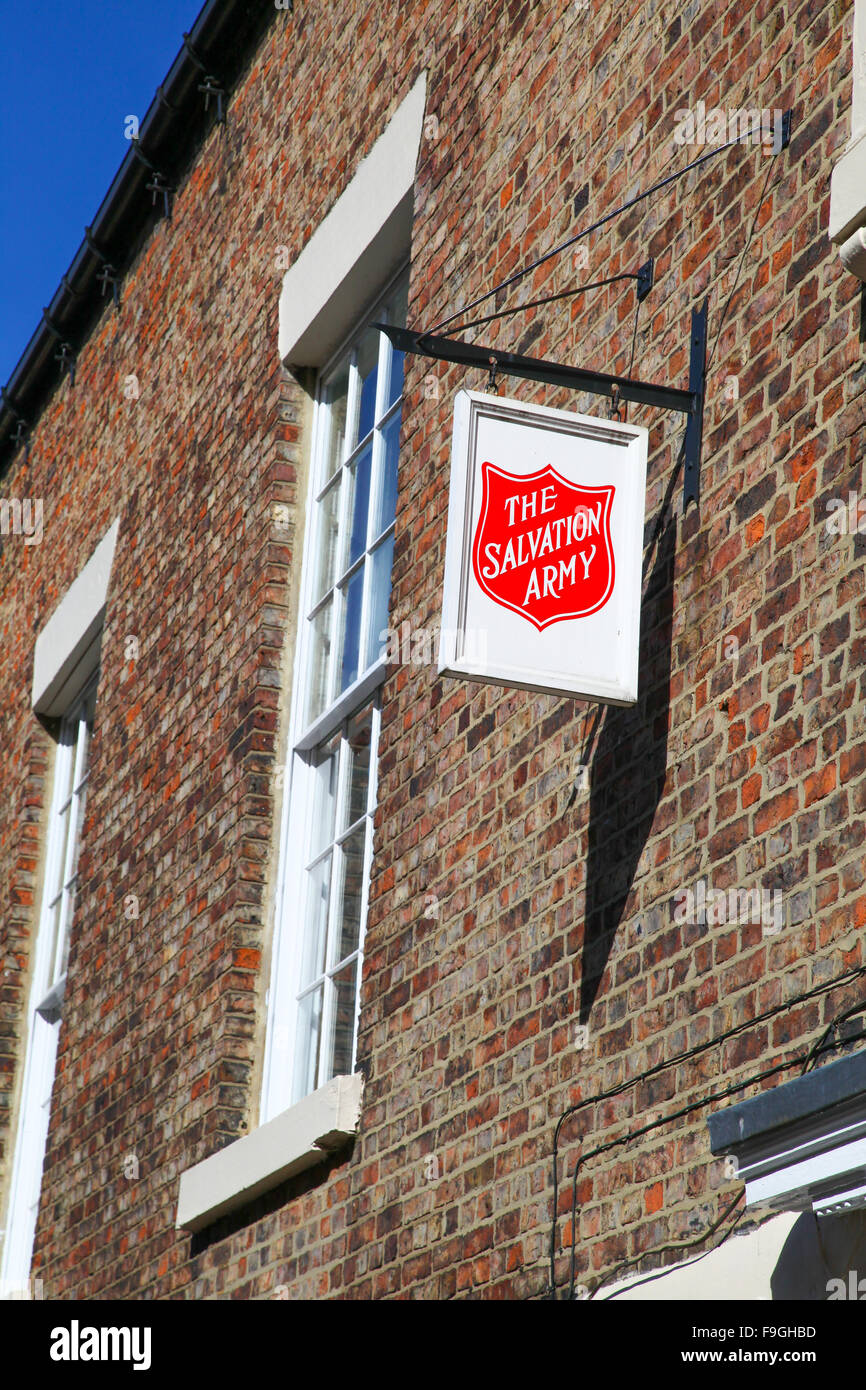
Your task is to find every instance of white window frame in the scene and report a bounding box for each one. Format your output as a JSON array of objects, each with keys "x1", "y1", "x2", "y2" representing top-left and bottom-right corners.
[
  {"x1": 261, "y1": 268, "x2": 408, "y2": 1123},
  {"x1": 829, "y1": 0, "x2": 866, "y2": 268},
  {"x1": 0, "y1": 674, "x2": 98, "y2": 1292}
]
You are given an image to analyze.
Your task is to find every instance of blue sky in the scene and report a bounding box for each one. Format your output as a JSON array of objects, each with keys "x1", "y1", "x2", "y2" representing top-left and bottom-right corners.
[{"x1": 0, "y1": 0, "x2": 203, "y2": 386}]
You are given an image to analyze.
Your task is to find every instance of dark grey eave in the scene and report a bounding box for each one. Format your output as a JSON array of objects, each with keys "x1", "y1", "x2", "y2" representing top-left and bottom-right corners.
[
  {"x1": 708, "y1": 1049, "x2": 866, "y2": 1154},
  {"x1": 0, "y1": 0, "x2": 278, "y2": 473}
]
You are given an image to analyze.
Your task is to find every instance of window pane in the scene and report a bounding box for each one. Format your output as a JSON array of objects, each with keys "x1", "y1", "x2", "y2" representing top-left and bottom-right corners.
[
  {"x1": 294, "y1": 986, "x2": 323, "y2": 1101},
  {"x1": 55, "y1": 730, "x2": 77, "y2": 806},
  {"x1": 306, "y1": 599, "x2": 333, "y2": 724},
  {"x1": 345, "y1": 709, "x2": 372, "y2": 829},
  {"x1": 327, "y1": 958, "x2": 358, "y2": 1079},
  {"x1": 355, "y1": 328, "x2": 380, "y2": 444},
  {"x1": 310, "y1": 738, "x2": 339, "y2": 858},
  {"x1": 44, "y1": 901, "x2": 62, "y2": 994},
  {"x1": 335, "y1": 826, "x2": 366, "y2": 962},
  {"x1": 323, "y1": 364, "x2": 349, "y2": 478},
  {"x1": 314, "y1": 476, "x2": 341, "y2": 602},
  {"x1": 338, "y1": 567, "x2": 364, "y2": 693},
  {"x1": 300, "y1": 854, "x2": 331, "y2": 987},
  {"x1": 375, "y1": 407, "x2": 401, "y2": 536},
  {"x1": 346, "y1": 443, "x2": 372, "y2": 570},
  {"x1": 365, "y1": 533, "x2": 395, "y2": 669},
  {"x1": 52, "y1": 804, "x2": 73, "y2": 901},
  {"x1": 69, "y1": 780, "x2": 88, "y2": 883},
  {"x1": 55, "y1": 887, "x2": 77, "y2": 982}
]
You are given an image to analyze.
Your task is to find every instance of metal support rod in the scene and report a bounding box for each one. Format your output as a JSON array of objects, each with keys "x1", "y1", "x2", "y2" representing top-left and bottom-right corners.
[
  {"x1": 683, "y1": 301, "x2": 708, "y2": 512},
  {"x1": 96, "y1": 263, "x2": 121, "y2": 308},
  {"x1": 0, "y1": 388, "x2": 28, "y2": 460},
  {"x1": 376, "y1": 309, "x2": 709, "y2": 513},
  {"x1": 84, "y1": 226, "x2": 120, "y2": 307},
  {"x1": 432, "y1": 109, "x2": 792, "y2": 335},
  {"x1": 198, "y1": 76, "x2": 226, "y2": 123},
  {"x1": 376, "y1": 324, "x2": 696, "y2": 414},
  {"x1": 41, "y1": 311, "x2": 76, "y2": 385}
]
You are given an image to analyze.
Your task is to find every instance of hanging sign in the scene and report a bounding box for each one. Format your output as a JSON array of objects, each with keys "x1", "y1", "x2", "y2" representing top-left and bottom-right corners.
[{"x1": 439, "y1": 391, "x2": 648, "y2": 704}]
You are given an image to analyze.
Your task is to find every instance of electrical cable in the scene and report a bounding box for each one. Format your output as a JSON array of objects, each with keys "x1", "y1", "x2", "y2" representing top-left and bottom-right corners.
[
  {"x1": 800, "y1": 999, "x2": 866, "y2": 1074},
  {"x1": 445, "y1": 273, "x2": 640, "y2": 337},
  {"x1": 559, "y1": 1019, "x2": 866, "y2": 1300},
  {"x1": 432, "y1": 134, "x2": 760, "y2": 336},
  {"x1": 566, "y1": 1047, "x2": 802, "y2": 1298},
  {"x1": 571, "y1": 1024, "x2": 866, "y2": 1300},
  {"x1": 548, "y1": 961, "x2": 866, "y2": 1298},
  {"x1": 590, "y1": 1189, "x2": 747, "y2": 1300},
  {"x1": 705, "y1": 151, "x2": 779, "y2": 376}
]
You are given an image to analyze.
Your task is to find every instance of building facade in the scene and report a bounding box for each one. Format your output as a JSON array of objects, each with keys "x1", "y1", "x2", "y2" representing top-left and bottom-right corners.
[{"x1": 2, "y1": 0, "x2": 866, "y2": 1300}]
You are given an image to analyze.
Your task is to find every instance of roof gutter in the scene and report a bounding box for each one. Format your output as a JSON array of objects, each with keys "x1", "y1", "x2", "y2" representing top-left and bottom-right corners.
[{"x1": 0, "y1": 0, "x2": 278, "y2": 469}]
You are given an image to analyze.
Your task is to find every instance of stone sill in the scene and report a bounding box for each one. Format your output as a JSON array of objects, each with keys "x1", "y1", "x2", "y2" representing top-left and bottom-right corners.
[
  {"x1": 176, "y1": 1073, "x2": 363, "y2": 1233},
  {"x1": 829, "y1": 129, "x2": 866, "y2": 245}
]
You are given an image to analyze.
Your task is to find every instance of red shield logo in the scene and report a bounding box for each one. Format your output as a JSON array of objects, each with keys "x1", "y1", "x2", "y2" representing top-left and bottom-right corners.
[{"x1": 471, "y1": 461, "x2": 615, "y2": 631}]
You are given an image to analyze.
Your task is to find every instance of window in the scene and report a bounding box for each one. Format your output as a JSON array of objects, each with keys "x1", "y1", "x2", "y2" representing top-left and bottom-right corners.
[
  {"x1": 1, "y1": 675, "x2": 97, "y2": 1291},
  {"x1": 262, "y1": 270, "x2": 408, "y2": 1119},
  {"x1": 829, "y1": 0, "x2": 866, "y2": 266}
]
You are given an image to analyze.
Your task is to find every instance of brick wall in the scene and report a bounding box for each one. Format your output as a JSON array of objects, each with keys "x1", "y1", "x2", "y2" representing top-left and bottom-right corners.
[{"x1": 1, "y1": 0, "x2": 864, "y2": 1299}]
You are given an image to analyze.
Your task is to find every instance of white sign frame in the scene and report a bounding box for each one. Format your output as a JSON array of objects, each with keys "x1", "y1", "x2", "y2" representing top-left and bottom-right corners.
[{"x1": 438, "y1": 390, "x2": 649, "y2": 705}]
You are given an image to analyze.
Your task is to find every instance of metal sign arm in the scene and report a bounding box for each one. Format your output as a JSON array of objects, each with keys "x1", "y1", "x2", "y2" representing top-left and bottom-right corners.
[{"x1": 376, "y1": 308, "x2": 709, "y2": 512}]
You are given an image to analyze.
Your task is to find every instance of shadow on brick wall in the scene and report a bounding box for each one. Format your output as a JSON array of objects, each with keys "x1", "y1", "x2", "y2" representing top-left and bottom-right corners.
[
  {"x1": 771, "y1": 1209, "x2": 866, "y2": 1299},
  {"x1": 578, "y1": 492, "x2": 677, "y2": 1025},
  {"x1": 186, "y1": 1143, "x2": 354, "y2": 1263}
]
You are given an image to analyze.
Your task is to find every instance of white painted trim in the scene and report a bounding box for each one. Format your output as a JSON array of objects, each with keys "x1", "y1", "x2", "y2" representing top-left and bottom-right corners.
[
  {"x1": 176, "y1": 1073, "x2": 363, "y2": 1233},
  {"x1": 278, "y1": 73, "x2": 426, "y2": 367},
  {"x1": 853, "y1": 0, "x2": 866, "y2": 143},
  {"x1": 600, "y1": 1212, "x2": 799, "y2": 1301},
  {"x1": 293, "y1": 657, "x2": 387, "y2": 752},
  {"x1": 0, "y1": 681, "x2": 97, "y2": 1291},
  {"x1": 829, "y1": 132, "x2": 866, "y2": 247},
  {"x1": 31, "y1": 520, "x2": 119, "y2": 715},
  {"x1": 829, "y1": 2, "x2": 866, "y2": 249},
  {"x1": 261, "y1": 271, "x2": 406, "y2": 1124},
  {"x1": 745, "y1": 1133, "x2": 866, "y2": 1211}
]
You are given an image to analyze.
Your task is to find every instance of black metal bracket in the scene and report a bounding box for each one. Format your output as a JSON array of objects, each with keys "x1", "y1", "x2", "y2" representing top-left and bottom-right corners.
[
  {"x1": 182, "y1": 31, "x2": 208, "y2": 71},
  {"x1": 155, "y1": 82, "x2": 181, "y2": 117},
  {"x1": 776, "y1": 109, "x2": 792, "y2": 154},
  {"x1": 130, "y1": 140, "x2": 174, "y2": 219},
  {"x1": 84, "y1": 226, "x2": 121, "y2": 307},
  {"x1": 376, "y1": 305, "x2": 708, "y2": 513},
  {"x1": 41, "y1": 311, "x2": 76, "y2": 386},
  {"x1": 145, "y1": 171, "x2": 174, "y2": 220},
  {"x1": 12, "y1": 419, "x2": 30, "y2": 461},
  {"x1": 636, "y1": 258, "x2": 654, "y2": 303},
  {"x1": 198, "y1": 75, "x2": 226, "y2": 124},
  {"x1": 1, "y1": 388, "x2": 30, "y2": 461},
  {"x1": 184, "y1": 32, "x2": 226, "y2": 123},
  {"x1": 683, "y1": 301, "x2": 708, "y2": 511},
  {"x1": 96, "y1": 263, "x2": 121, "y2": 307}
]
